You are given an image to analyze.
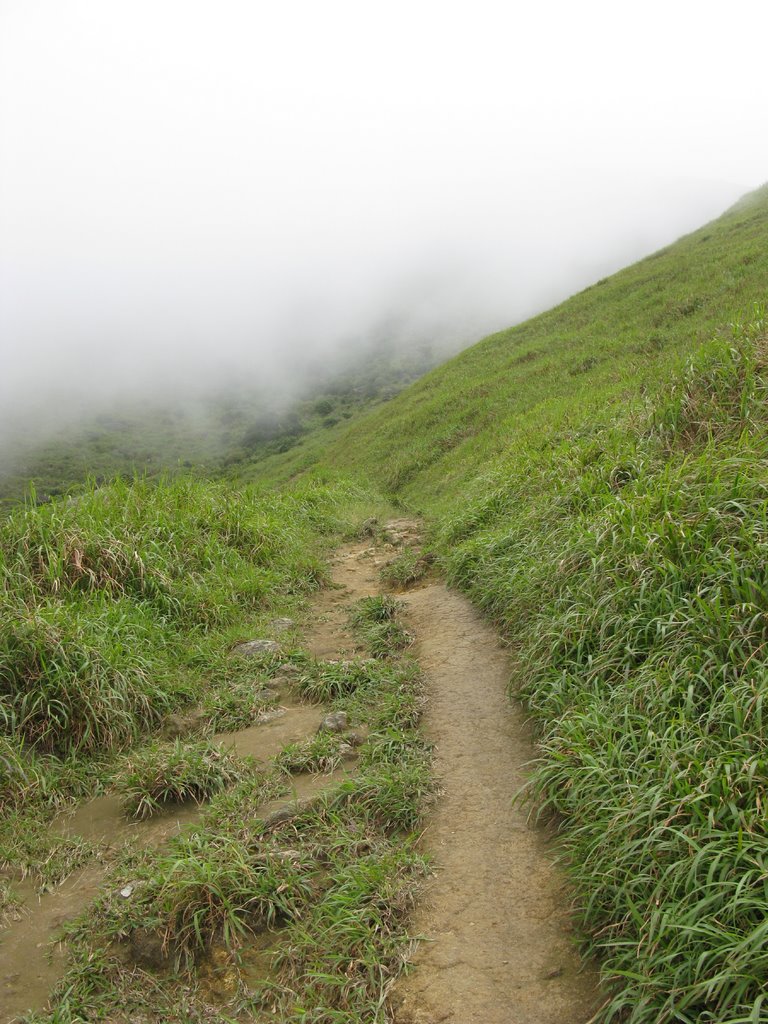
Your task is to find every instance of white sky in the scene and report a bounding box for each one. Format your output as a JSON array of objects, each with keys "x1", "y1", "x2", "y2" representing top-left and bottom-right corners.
[{"x1": 1, "y1": 0, "x2": 767, "y2": 432}]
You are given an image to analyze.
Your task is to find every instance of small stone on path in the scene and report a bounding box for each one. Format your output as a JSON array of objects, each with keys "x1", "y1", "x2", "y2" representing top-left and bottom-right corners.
[
  {"x1": 269, "y1": 618, "x2": 296, "y2": 632},
  {"x1": 317, "y1": 711, "x2": 348, "y2": 734},
  {"x1": 234, "y1": 639, "x2": 280, "y2": 656}
]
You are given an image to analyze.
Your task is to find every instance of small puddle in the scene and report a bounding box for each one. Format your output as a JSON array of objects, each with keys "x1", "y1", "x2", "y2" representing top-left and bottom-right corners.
[{"x1": 216, "y1": 703, "x2": 324, "y2": 760}]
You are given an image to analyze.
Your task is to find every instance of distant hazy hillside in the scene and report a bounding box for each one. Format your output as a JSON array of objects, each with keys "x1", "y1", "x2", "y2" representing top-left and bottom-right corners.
[{"x1": 0, "y1": 332, "x2": 449, "y2": 509}]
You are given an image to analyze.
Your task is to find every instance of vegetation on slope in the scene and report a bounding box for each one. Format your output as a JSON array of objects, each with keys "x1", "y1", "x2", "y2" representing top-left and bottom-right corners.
[
  {"x1": 28, "y1": 573, "x2": 432, "y2": 1023},
  {"x1": 0, "y1": 332, "x2": 447, "y2": 511},
  {"x1": 261, "y1": 185, "x2": 768, "y2": 1021},
  {"x1": 266, "y1": 184, "x2": 768, "y2": 506},
  {"x1": 442, "y1": 321, "x2": 768, "y2": 1021},
  {"x1": 0, "y1": 473, "x2": 385, "y2": 892}
]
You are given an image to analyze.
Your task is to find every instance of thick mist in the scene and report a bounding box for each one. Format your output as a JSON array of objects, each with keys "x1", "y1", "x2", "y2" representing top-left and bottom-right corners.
[{"x1": 1, "y1": 1, "x2": 766, "y2": 450}]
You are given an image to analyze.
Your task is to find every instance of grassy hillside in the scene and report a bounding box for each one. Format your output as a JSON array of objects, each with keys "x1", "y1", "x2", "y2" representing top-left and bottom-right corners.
[
  {"x1": 262, "y1": 184, "x2": 768, "y2": 504},
  {"x1": 4, "y1": 183, "x2": 768, "y2": 1021},
  {"x1": 259, "y1": 184, "x2": 768, "y2": 1021}
]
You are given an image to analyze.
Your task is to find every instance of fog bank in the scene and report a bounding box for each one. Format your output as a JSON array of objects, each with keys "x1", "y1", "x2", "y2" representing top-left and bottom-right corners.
[{"x1": 1, "y1": 1, "x2": 765, "y2": 445}]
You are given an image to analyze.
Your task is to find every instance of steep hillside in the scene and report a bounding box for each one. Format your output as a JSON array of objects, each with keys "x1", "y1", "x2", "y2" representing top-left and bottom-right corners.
[
  {"x1": 258, "y1": 184, "x2": 768, "y2": 1021},
  {"x1": 261, "y1": 183, "x2": 768, "y2": 507}
]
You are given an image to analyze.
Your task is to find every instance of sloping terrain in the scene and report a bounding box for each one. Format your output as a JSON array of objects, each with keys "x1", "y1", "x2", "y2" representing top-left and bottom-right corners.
[
  {"x1": 3, "y1": 183, "x2": 768, "y2": 1022},
  {"x1": 258, "y1": 183, "x2": 768, "y2": 1021},
  {"x1": 262, "y1": 183, "x2": 768, "y2": 504}
]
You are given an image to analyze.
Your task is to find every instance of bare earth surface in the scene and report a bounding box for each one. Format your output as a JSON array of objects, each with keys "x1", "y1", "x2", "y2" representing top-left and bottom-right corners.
[{"x1": 391, "y1": 573, "x2": 601, "y2": 1023}]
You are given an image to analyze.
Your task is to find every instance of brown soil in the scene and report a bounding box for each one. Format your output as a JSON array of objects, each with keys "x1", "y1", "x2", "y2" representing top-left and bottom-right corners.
[
  {"x1": 391, "y1": 574, "x2": 601, "y2": 1023},
  {"x1": 276, "y1": 517, "x2": 602, "y2": 1022}
]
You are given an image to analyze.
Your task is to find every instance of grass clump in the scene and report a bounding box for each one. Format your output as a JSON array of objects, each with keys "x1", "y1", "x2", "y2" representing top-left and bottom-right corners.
[
  {"x1": 270, "y1": 842, "x2": 427, "y2": 1020},
  {"x1": 116, "y1": 739, "x2": 249, "y2": 819},
  {"x1": 381, "y1": 547, "x2": 429, "y2": 589},
  {"x1": 201, "y1": 677, "x2": 278, "y2": 732},
  {"x1": 0, "y1": 595, "x2": 172, "y2": 755},
  {"x1": 276, "y1": 730, "x2": 351, "y2": 775},
  {"x1": 0, "y1": 811, "x2": 96, "y2": 889},
  {"x1": 349, "y1": 596, "x2": 412, "y2": 659},
  {"x1": 296, "y1": 658, "x2": 376, "y2": 703},
  {"x1": 0, "y1": 735, "x2": 50, "y2": 810},
  {"x1": 0, "y1": 877, "x2": 23, "y2": 925}
]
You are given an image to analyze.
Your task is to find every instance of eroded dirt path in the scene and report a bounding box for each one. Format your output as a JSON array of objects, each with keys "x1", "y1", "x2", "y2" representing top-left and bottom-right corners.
[
  {"x1": 392, "y1": 573, "x2": 600, "y2": 1022},
  {"x1": 1, "y1": 520, "x2": 601, "y2": 1023}
]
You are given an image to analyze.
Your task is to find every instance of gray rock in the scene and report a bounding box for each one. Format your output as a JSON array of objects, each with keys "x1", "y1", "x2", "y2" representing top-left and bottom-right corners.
[
  {"x1": 269, "y1": 617, "x2": 296, "y2": 632},
  {"x1": 338, "y1": 742, "x2": 356, "y2": 758},
  {"x1": 233, "y1": 639, "x2": 280, "y2": 657},
  {"x1": 317, "y1": 711, "x2": 349, "y2": 734},
  {"x1": 344, "y1": 729, "x2": 366, "y2": 747},
  {"x1": 262, "y1": 805, "x2": 299, "y2": 829},
  {"x1": 274, "y1": 662, "x2": 302, "y2": 677}
]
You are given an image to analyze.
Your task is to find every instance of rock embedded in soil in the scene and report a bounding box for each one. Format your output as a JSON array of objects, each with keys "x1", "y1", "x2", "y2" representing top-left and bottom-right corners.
[
  {"x1": 317, "y1": 711, "x2": 349, "y2": 734},
  {"x1": 262, "y1": 805, "x2": 300, "y2": 830},
  {"x1": 273, "y1": 663, "x2": 302, "y2": 678},
  {"x1": 233, "y1": 639, "x2": 281, "y2": 657},
  {"x1": 269, "y1": 617, "x2": 296, "y2": 632}
]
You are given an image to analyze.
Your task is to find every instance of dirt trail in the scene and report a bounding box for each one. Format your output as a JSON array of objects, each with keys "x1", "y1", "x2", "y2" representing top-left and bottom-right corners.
[
  {"x1": 392, "y1": 574, "x2": 600, "y2": 1022},
  {"x1": 289, "y1": 517, "x2": 601, "y2": 1021},
  {"x1": 1, "y1": 521, "x2": 601, "y2": 1023}
]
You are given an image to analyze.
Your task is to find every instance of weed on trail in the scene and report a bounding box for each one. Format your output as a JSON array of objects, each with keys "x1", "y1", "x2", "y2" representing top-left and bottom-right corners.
[
  {"x1": 26, "y1": 574, "x2": 432, "y2": 1023},
  {"x1": 0, "y1": 877, "x2": 23, "y2": 926},
  {"x1": 349, "y1": 595, "x2": 412, "y2": 659},
  {"x1": 276, "y1": 730, "x2": 350, "y2": 775},
  {"x1": 116, "y1": 739, "x2": 249, "y2": 819},
  {"x1": 381, "y1": 547, "x2": 429, "y2": 589}
]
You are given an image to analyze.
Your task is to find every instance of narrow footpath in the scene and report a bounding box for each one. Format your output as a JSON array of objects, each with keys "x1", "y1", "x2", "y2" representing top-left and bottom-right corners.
[{"x1": 391, "y1": 573, "x2": 600, "y2": 1023}]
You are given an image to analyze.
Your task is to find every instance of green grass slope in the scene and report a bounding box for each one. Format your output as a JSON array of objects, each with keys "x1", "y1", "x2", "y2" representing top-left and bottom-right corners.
[
  {"x1": 271, "y1": 184, "x2": 768, "y2": 507},
  {"x1": 264, "y1": 184, "x2": 768, "y2": 1021},
  {"x1": 0, "y1": 475, "x2": 379, "y2": 806}
]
